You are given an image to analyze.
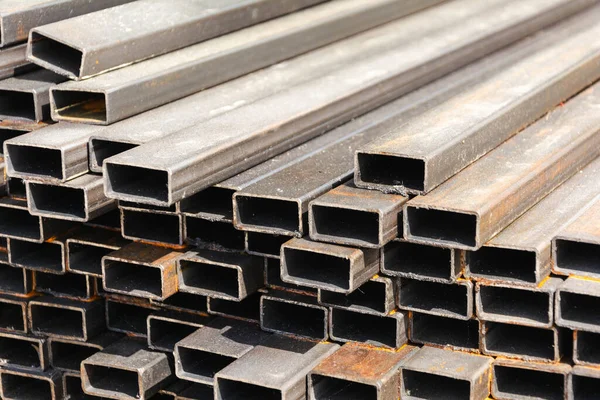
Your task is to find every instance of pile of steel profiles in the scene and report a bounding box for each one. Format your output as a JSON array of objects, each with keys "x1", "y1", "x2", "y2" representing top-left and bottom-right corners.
[{"x1": 0, "y1": 0, "x2": 600, "y2": 399}]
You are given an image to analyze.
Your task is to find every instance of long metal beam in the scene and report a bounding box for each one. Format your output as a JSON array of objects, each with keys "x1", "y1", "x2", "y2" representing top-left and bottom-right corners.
[
  {"x1": 0, "y1": 331, "x2": 48, "y2": 370},
  {"x1": 492, "y1": 358, "x2": 570, "y2": 400},
  {"x1": 48, "y1": 331, "x2": 122, "y2": 372},
  {"x1": 0, "y1": 43, "x2": 33, "y2": 79},
  {"x1": 103, "y1": 0, "x2": 585, "y2": 206},
  {"x1": 0, "y1": 295, "x2": 29, "y2": 334},
  {"x1": 569, "y1": 365, "x2": 600, "y2": 400},
  {"x1": 66, "y1": 226, "x2": 130, "y2": 277},
  {"x1": 573, "y1": 330, "x2": 600, "y2": 366},
  {"x1": 329, "y1": 308, "x2": 407, "y2": 349},
  {"x1": 398, "y1": 278, "x2": 473, "y2": 320},
  {"x1": 409, "y1": 313, "x2": 479, "y2": 352},
  {"x1": 34, "y1": 271, "x2": 95, "y2": 300},
  {"x1": 0, "y1": 261, "x2": 33, "y2": 295},
  {"x1": 318, "y1": 276, "x2": 397, "y2": 317},
  {"x1": 555, "y1": 277, "x2": 600, "y2": 333},
  {"x1": 0, "y1": 368, "x2": 63, "y2": 400}
]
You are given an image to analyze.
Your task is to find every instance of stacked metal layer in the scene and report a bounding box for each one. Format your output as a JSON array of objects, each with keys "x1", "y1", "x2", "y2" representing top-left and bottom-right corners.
[{"x1": 0, "y1": 0, "x2": 600, "y2": 399}]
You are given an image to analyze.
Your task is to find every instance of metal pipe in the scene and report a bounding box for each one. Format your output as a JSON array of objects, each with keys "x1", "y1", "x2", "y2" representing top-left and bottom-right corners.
[
  {"x1": 329, "y1": 308, "x2": 407, "y2": 349},
  {"x1": 409, "y1": 313, "x2": 479, "y2": 352},
  {"x1": 104, "y1": 0, "x2": 579, "y2": 207},
  {"x1": 246, "y1": 232, "x2": 288, "y2": 259},
  {"x1": 49, "y1": 331, "x2": 122, "y2": 372},
  {"x1": 105, "y1": 298, "x2": 159, "y2": 337},
  {"x1": 34, "y1": 271, "x2": 95, "y2": 300},
  {"x1": 0, "y1": 261, "x2": 33, "y2": 295},
  {"x1": 492, "y1": 358, "x2": 570, "y2": 400},
  {"x1": 147, "y1": 313, "x2": 209, "y2": 352},
  {"x1": 63, "y1": 371, "x2": 106, "y2": 400},
  {"x1": 398, "y1": 278, "x2": 473, "y2": 320},
  {"x1": 261, "y1": 291, "x2": 328, "y2": 340},
  {"x1": 8, "y1": 236, "x2": 67, "y2": 274},
  {"x1": 176, "y1": 383, "x2": 213, "y2": 400},
  {"x1": 0, "y1": 43, "x2": 32, "y2": 79},
  {"x1": 308, "y1": 342, "x2": 419, "y2": 400},
  {"x1": 184, "y1": 217, "x2": 245, "y2": 251},
  {"x1": 207, "y1": 292, "x2": 261, "y2": 323},
  {"x1": 556, "y1": 277, "x2": 600, "y2": 333},
  {"x1": 404, "y1": 82, "x2": 600, "y2": 250},
  {"x1": 400, "y1": 346, "x2": 492, "y2": 400},
  {"x1": 84, "y1": 208, "x2": 121, "y2": 231},
  {"x1": 569, "y1": 365, "x2": 600, "y2": 400},
  {"x1": 318, "y1": 276, "x2": 396, "y2": 316},
  {"x1": 265, "y1": 257, "x2": 317, "y2": 295},
  {"x1": 28, "y1": 0, "x2": 325, "y2": 80},
  {"x1": 6, "y1": 177, "x2": 26, "y2": 198},
  {"x1": 0, "y1": 295, "x2": 29, "y2": 333},
  {"x1": 0, "y1": 331, "x2": 48, "y2": 370},
  {"x1": 150, "y1": 292, "x2": 208, "y2": 316},
  {"x1": 573, "y1": 330, "x2": 600, "y2": 366},
  {"x1": 0, "y1": 368, "x2": 63, "y2": 400},
  {"x1": 122, "y1": 208, "x2": 183, "y2": 246}
]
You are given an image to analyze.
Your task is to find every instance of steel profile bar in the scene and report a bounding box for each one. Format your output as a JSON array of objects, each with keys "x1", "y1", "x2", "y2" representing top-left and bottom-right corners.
[
  {"x1": 0, "y1": 69, "x2": 65, "y2": 121},
  {"x1": 246, "y1": 232, "x2": 288, "y2": 259},
  {"x1": 49, "y1": 331, "x2": 122, "y2": 372},
  {"x1": 4, "y1": 122, "x2": 100, "y2": 182},
  {"x1": 329, "y1": 308, "x2": 408, "y2": 349},
  {"x1": 0, "y1": 43, "x2": 32, "y2": 79},
  {"x1": 35, "y1": 271, "x2": 95, "y2": 300},
  {"x1": 574, "y1": 330, "x2": 600, "y2": 366},
  {"x1": 81, "y1": 337, "x2": 173, "y2": 400},
  {"x1": 0, "y1": 261, "x2": 33, "y2": 295},
  {"x1": 177, "y1": 250, "x2": 264, "y2": 302},
  {"x1": 356, "y1": 5, "x2": 600, "y2": 197},
  {"x1": 103, "y1": 0, "x2": 583, "y2": 207},
  {"x1": 177, "y1": 384, "x2": 214, "y2": 400},
  {"x1": 381, "y1": 240, "x2": 460, "y2": 283},
  {"x1": 155, "y1": 380, "x2": 193, "y2": 400},
  {"x1": 492, "y1": 358, "x2": 570, "y2": 400},
  {"x1": 67, "y1": 226, "x2": 130, "y2": 277},
  {"x1": 308, "y1": 342, "x2": 419, "y2": 400},
  {"x1": 309, "y1": 181, "x2": 407, "y2": 248},
  {"x1": 63, "y1": 371, "x2": 105, "y2": 400},
  {"x1": 553, "y1": 198, "x2": 600, "y2": 279},
  {"x1": 8, "y1": 236, "x2": 67, "y2": 274},
  {"x1": 0, "y1": 295, "x2": 28, "y2": 333},
  {"x1": 5, "y1": 177, "x2": 25, "y2": 198},
  {"x1": 281, "y1": 238, "x2": 379, "y2": 293},
  {"x1": 400, "y1": 346, "x2": 492, "y2": 400},
  {"x1": 150, "y1": 292, "x2": 208, "y2": 316},
  {"x1": 475, "y1": 278, "x2": 561, "y2": 329},
  {"x1": 480, "y1": 321, "x2": 566, "y2": 362},
  {"x1": 318, "y1": 276, "x2": 396, "y2": 316},
  {"x1": 105, "y1": 298, "x2": 159, "y2": 337},
  {"x1": 29, "y1": 296, "x2": 105, "y2": 341},
  {"x1": 122, "y1": 208, "x2": 183, "y2": 246},
  {"x1": 27, "y1": 174, "x2": 116, "y2": 222},
  {"x1": 556, "y1": 277, "x2": 600, "y2": 333},
  {"x1": 174, "y1": 319, "x2": 268, "y2": 385},
  {"x1": 102, "y1": 242, "x2": 183, "y2": 301},
  {"x1": 467, "y1": 157, "x2": 600, "y2": 284},
  {"x1": 215, "y1": 334, "x2": 339, "y2": 400},
  {"x1": 409, "y1": 312, "x2": 480, "y2": 352},
  {"x1": 207, "y1": 292, "x2": 261, "y2": 323},
  {"x1": 398, "y1": 278, "x2": 473, "y2": 320},
  {"x1": 261, "y1": 291, "x2": 328, "y2": 340},
  {"x1": 147, "y1": 313, "x2": 209, "y2": 352},
  {"x1": 84, "y1": 208, "x2": 120, "y2": 231},
  {"x1": 184, "y1": 216, "x2": 245, "y2": 251},
  {"x1": 404, "y1": 82, "x2": 600, "y2": 250},
  {"x1": 0, "y1": 0, "x2": 134, "y2": 48},
  {"x1": 49, "y1": 0, "x2": 444, "y2": 125},
  {"x1": 265, "y1": 257, "x2": 317, "y2": 295},
  {"x1": 0, "y1": 368, "x2": 63, "y2": 400},
  {"x1": 0, "y1": 331, "x2": 48, "y2": 370},
  {"x1": 569, "y1": 365, "x2": 600, "y2": 400},
  {"x1": 29, "y1": 0, "x2": 325, "y2": 80}
]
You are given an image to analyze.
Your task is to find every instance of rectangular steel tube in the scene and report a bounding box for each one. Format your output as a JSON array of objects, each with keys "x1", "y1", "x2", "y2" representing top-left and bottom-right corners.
[
  {"x1": 492, "y1": 358, "x2": 569, "y2": 400},
  {"x1": 147, "y1": 313, "x2": 208, "y2": 352},
  {"x1": 122, "y1": 208, "x2": 183, "y2": 246},
  {"x1": 150, "y1": 292, "x2": 208, "y2": 316},
  {"x1": 404, "y1": 81, "x2": 600, "y2": 250},
  {"x1": 207, "y1": 292, "x2": 261, "y2": 323},
  {"x1": 104, "y1": 0, "x2": 581, "y2": 207},
  {"x1": 246, "y1": 232, "x2": 288, "y2": 259},
  {"x1": 0, "y1": 368, "x2": 63, "y2": 400},
  {"x1": 409, "y1": 313, "x2": 479, "y2": 352},
  {"x1": 35, "y1": 271, "x2": 95, "y2": 300},
  {"x1": 381, "y1": 240, "x2": 459, "y2": 282},
  {"x1": 318, "y1": 276, "x2": 396, "y2": 316},
  {"x1": 49, "y1": 332, "x2": 122, "y2": 372},
  {"x1": 67, "y1": 226, "x2": 130, "y2": 277},
  {"x1": 574, "y1": 330, "x2": 600, "y2": 366},
  {"x1": 0, "y1": 295, "x2": 28, "y2": 333},
  {"x1": 184, "y1": 217, "x2": 245, "y2": 251},
  {"x1": 0, "y1": 261, "x2": 33, "y2": 295},
  {"x1": 569, "y1": 365, "x2": 600, "y2": 400},
  {"x1": 265, "y1": 257, "x2": 317, "y2": 295},
  {"x1": 556, "y1": 277, "x2": 600, "y2": 333},
  {"x1": 398, "y1": 278, "x2": 473, "y2": 320},
  {"x1": 0, "y1": 43, "x2": 31, "y2": 78},
  {"x1": 0, "y1": 331, "x2": 48, "y2": 370},
  {"x1": 329, "y1": 308, "x2": 407, "y2": 349},
  {"x1": 261, "y1": 292, "x2": 328, "y2": 340},
  {"x1": 5, "y1": 177, "x2": 25, "y2": 198},
  {"x1": 63, "y1": 371, "x2": 105, "y2": 400},
  {"x1": 8, "y1": 237, "x2": 66, "y2": 274},
  {"x1": 105, "y1": 298, "x2": 158, "y2": 337}
]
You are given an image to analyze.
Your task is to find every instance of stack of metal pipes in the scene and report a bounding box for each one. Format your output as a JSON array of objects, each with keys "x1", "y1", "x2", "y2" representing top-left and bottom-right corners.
[{"x1": 0, "y1": 0, "x2": 599, "y2": 399}]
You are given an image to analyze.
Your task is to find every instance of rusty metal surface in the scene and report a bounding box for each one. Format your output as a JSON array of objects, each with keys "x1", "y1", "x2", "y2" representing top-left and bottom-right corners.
[
  {"x1": 404, "y1": 82, "x2": 600, "y2": 250},
  {"x1": 398, "y1": 278, "x2": 473, "y2": 320},
  {"x1": 329, "y1": 308, "x2": 408, "y2": 349},
  {"x1": 555, "y1": 276, "x2": 600, "y2": 333},
  {"x1": 318, "y1": 276, "x2": 396, "y2": 316},
  {"x1": 492, "y1": 358, "x2": 570, "y2": 400}
]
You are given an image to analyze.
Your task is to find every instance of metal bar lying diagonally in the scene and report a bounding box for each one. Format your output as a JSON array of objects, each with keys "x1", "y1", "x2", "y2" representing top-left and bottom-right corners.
[
  {"x1": 27, "y1": 0, "x2": 325, "y2": 80},
  {"x1": 103, "y1": 0, "x2": 588, "y2": 206}
]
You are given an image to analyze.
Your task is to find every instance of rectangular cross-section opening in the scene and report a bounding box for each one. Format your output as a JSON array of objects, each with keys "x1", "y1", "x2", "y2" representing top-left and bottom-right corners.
[
  {"x1": 0, "y1": 263, "x2": 28, "y2": 294},
  {"x1": 35, "y1": 271, "x2": 90, "y2": 299},
  {"x1": 0, "y1": 131, "x2": 25, "y2": 156},
  {"x1": 0, "y1": 335, "x2": 42, "y2": 368},
  {"x1": 283, "y1": 247, "x2": 349, "y2": 291},
  {"x1": 7, "y1": 177, "x2": 26, "y2": 198},
  {"x1": 106, "y1": 301, "x2": 152, "y2": 335},
  {"x1": 1, "y1": 373, "x2": 52, "y2": 400},
  {"x1": 50, "y1": 341, "x2": 98, "y2": 371},
  {"x1": 479, "y1": 285, "x2": 548, "y2": 324},
  {"x1": 30, "y1": 304, "x2": 83, "y2": 338},
  {"x1": 246, "y1": 232, "x2": 288, "y2": 257},
  {"x1": 266, "y1": 258, "x2": 313, "y2": 293},
  {"x1": 494, "y1": 365, "x2": 563, "y2": 400},
  {"x1": 149, "y1": 318, "x2": 198, "y2": 351},
  {"x1": 104, "y1": 261, "x2": 163, "y2": 298},
  {"x1": 28, "y1": 183, "x2": 86, "y2": 219},
  {"x1": 411, "y1": 313, "x2": 479, "y2": 350},
  {"x1": 86, "y1": 208, "x2": 121, "y2": 229},
  {"x1": 310, "y1": 375, "x2": 377, "y2": 399},
  {"x1": 403, "y1": 370, "x2": 470, "y2": 399},
  {"x1": 485, "y1": 322, "x2": 555, "y2": 360},
  {"x1": 0, "y1": 90, "x2": 35, "y2": 120},
  {"x1": 84, "y1": 365, "x2": 139, "y2": 399},
  {"x1": 122, "y1": 210, "x2": 181, "y2": 245},
  {"x1": 357, "y1": 153, "x2": 425, "y2": 192},
  {"x1": 90, "y1": 139, "x2": 137, "y2": 171},
  {"x1": 180, "y1": 187, "x2": 235, "y2": 220},
  {"x1": 52, "y1": 90, "x2": 107, "y2": 123},
  {"x1": 0, "y1": 206, "x2": 41, "y2": 240},
  {"x1": 64, "y1": 375, "x2": 87, "y2": 400},
  {"x1": 320, "y1": 280, "x2": 387, "y2": 314},
  {"x1": 383, "y1": 241, "x2": 452, "y2": 279},
  {"x1": 406, "y1": 207, "x2": 477, "y2": 248},
  {"x1": 331, "y1": 308, "x2": 398, "y2": 348},
  {"x1": 399, "y1": 279, "x2": 468, "y2": 318},
  {"x1": 159, "y1": 292, "x2": 207, "y2": 314},
  {"x1": 235, "y1": 195, "x2": 299, "y2": 233},
  {"x1": 6, "y1": 144, "x2": 63, "y2": 179},
  {"x1": 185, "y1": 217, "x2": 245, "y2": 251},
  {"x1": 68, "y1": 242, "x2": 113, "y2": 276},
  {"x1": 217, "y1": 379, "x2": 281, "y2": 400},
  {"x1": 576, "y1": 331, "x2": 600, "y2": 364},
  {"x1": 560, "y1": 292, "x2": 600, "y2": 327},
  {"x1": 30, "y1": 32, "x2": 83, "y2": 78},
  {"x1": 178, "y1": 347, "x2": 236, "y2": 382},
  {"x1": 0, "y1": 301, "x2": 25, "y2": 331},
  {"x1": 105, "y1": 163, "x2": 168, "y2": 203},
  {"x1": 312, "y1": 205, "x2": 379, "y2": 245},
  {"x1": 468, "y1": 247, "x2": 537, "y2": 283},
  {"x1": 179, "y1": 260, "x2": 239, "y2": 299},
  {"x1": 10, "y1": 239, "x2": 63, "y2": 273},
  {"x1": 556, "y1": 239, "x2": 600, "y2": 277},
  {"x1": 572, "y1": 375, "x2": 599, "y2": 400},
  {"x1": 261, "y1": 298, "x2": 325, "y2": 339},
  {"x1": 210, "y1": 294, "x2": 260, "y2": 322}
]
